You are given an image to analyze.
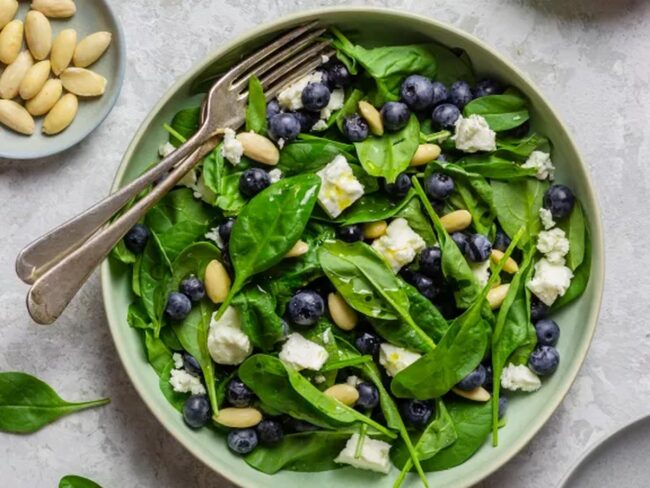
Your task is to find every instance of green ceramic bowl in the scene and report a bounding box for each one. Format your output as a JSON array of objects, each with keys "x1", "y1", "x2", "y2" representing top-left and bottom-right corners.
[{"x1": 101, "y1": 7, "x2": 604, "y2": 487}]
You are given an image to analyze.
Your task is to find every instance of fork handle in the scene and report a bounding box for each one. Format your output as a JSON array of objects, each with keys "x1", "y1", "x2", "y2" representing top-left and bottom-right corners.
[{"x1": 26, "y1": 136, "x2": 220, "y2": 325}]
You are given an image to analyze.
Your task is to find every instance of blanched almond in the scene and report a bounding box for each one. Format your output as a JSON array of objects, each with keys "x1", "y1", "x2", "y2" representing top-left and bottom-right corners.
[
  {"x1": 440, "y1": 210, "x2": 472, "y2": 233},
  {"x1": 487, "y1": 284, "x2": 510, "y2": 310},
  {"x1": 452, "y1": 386, "x2": 491, "y2": 402},
  {"x1": 284, "y1": 240, "x2": 309, "y2": 258},
  {"x1": 0, "y1": 19, "x2": 23, "y2": 64},
  {"x1": 411, "y1": 144, "x2": 441, "y2": 166},
  {"x1": 0, "y1": 51, "x2": 34, "y2": 100},
  {"x1": 324, "y1": 384, "x2": 359, "y2": 406},
  {"x1": 327, "y1": 292, "x2": 358, "y2": 331},
  {"x1": 25, "y1": 10, "x2": 52, "y2": 60},
  {"x1": 0, "y1": 99, "x2": 35, "y2": 135},
  {"x1": 0, "y1": 0, "x2": 18, "y2": 30},
  {"x1": 73, "y1": 31, "x2": 111, "y2": 68},
  {"x1": 51, "y1": 28, "x2": 76, "y2": 75},
  {"x1": 26, "y1": 78, "x2": 62, "y2": 115},
  {"x1": 358, "y1": 100, "x2": 383, "y2": 136},
  {"x1": 31, "y1": 0, "x2": 76, "y2": 18},
  {"x1": 204, "y1": 259, "x2": 231, "y2": 304},
  {"x1": 236, "y1": 132, "x2": 279, "y2": 165},
  {"x1": 60, "y1": 67, "x2": 107, "y2": 96},
  {"x1": 362, "y1": 220, "x2": 387, "y2": 239},
  {"x1": 42, "y1": 93, "x2": 77, "y2": 135},
  {"x1": 490, "y1": 249, "x2": 519, "y2": 274},
  {"x1": 19, "y1": 60, "x2": 50, "y2": 100},
  {"x1": 213, "y1": 407, "x2": 262, "y2": 428}
]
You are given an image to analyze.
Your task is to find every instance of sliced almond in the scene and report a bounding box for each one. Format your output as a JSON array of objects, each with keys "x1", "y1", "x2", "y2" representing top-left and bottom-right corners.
[
  {"x1": 204, "y1": 259, "x2": 231, "y2": 304},
  {"x1": 452, "y1": 386, "x2": 491, "y2": 402},
  {"x1": 0, "y1": 0, "x2": 18, "y2": 30},
  {"x1": 362, "y1": 220, "x2": 387, "y2": 239},
  {"x1": 490, "y1": 249, "x2": 519, "y2": 274},
  {"x1": 51, "y1": 28, "x2": 76, "y2": 75},
  {"x1": 327, "y1": 292, "x2": 358, "y2": 331},
  {"x1": 0, "y1": 19, "x2": 22, "y2": 64},
  {"x1": 60, "y1": 67, "x2": 107, "y2": 96},
  {"x1": 440, "y1": 209, "x2": 472, "y2": 233},
  {"x1": 42, "y1": 92, "x2": 77, "y2": 135},
  {"x1": 25, "y1": 10, "x2": 52, "y2": 60},
  {"x1": 73, "y1": 31, "x2": 111, "y2": 68},
  {"x1": 19, "y1": 60, "x2": 50, "y2": 100},
  {"x1": 236, "y1": 132, "x2": 279, "y2": 166},
  {"x1": 411, "y1": 143, "x2": 441, "y2": 166},
  {"x1": 0, "y1": 51, "x2": 34, "y2": 100},
  {"x1": 0, "y1": 99, "x2": 35, "y2": 135},
  {"x1": 284, "y1": 239, "x2": 309, "y2": 258},
  {"x1": 358, "y1": 100, "x2": 383, "y2": 136},
  {"x1": 26, "y1": 78, "x2": 62, "y2": 116},
  {"x1": 487, "y1": 284, "x2": 510, "y2": 310},
  {"x1": 31, "y1": 0, "x2": 77, "y2": 18},
  {"x1": 213, "y1": 407, "x2": 262, "y2": 428},
  {"x1": 324, "y1": 384, "x2": 359, "y2": 406}
]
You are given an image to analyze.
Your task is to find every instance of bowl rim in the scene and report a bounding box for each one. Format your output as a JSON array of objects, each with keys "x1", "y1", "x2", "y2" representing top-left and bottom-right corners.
[{"x1": 101, "y1": 6, "x2": 605, "y2": 487}]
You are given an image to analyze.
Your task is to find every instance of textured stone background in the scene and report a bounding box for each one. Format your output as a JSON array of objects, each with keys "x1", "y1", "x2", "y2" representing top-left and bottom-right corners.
[{"x1": 1, "y1": 0, "x2": 648, "y2": 486}]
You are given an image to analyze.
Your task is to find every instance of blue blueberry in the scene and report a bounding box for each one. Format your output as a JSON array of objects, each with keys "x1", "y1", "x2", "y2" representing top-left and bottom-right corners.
[
  {"x1": 256, "y1": 419, "x2": 283, "y2": 444},
  {"x1": 226, "y1": 378, "x2": 254, "y2": 407},
  {"x1": 287, "y1": 290, "x2": 325, "y2": 326},
  {"x1": 356, "y1": 382, "x2": 379, "y2": 410},
  {"x1": 449, "y1": 81, "x2": 473, "y2": 108},
  {"x1": 164, "y1": 292, "x2": 192, "y2": 321},
  {"x1": 456, "y1": 364, "x2": 487, "y2": 391},
  {"x1": 343, "y1": 114, "x2": 369, "y2": 142},
  {"x1": 493, "y1": 227, "x2": 511, "y2": 252},
  {"x1": 498, "y1": 396, "x2": 508, "y2": 419},
  {"x1": 301, "y1": 82, "x2": 331, "y2": 112},
  {"x1": 336, "y1": 225, "x2": 363, "y2": 243},
  {"x1": 239, "y1": 168, "x2": 270, "y2": 198},
  {"x1": 424, "y1": 172, "x2": 455, "y2": 201},
  {"x1": 326, "y1": 61, "x2": 352, "y2": 88},
  {"x1": 531, "y1": 297, "x2": 549, "y2": 322},
  {"x1": 383, "y1": 173, "x2": 412, "y2": 198},
  {"x1": 292, "y1": 109, "x2": 319, "y2": 133},
  {"x1": 218, "y1": 218, "x2": 235, "y2": 245},
  {"x1": 227, "y1": 429, "x2": 258, "y2": 454},
  {"x1": 431, "y1": 81, "x2": 448, "y2": 106},
  {"x1": 124, "y1": 224, "x2": 149, "y2": 254},
  {"x1": 401, "y1": 400, "x2": 433, "y2": 428},
  {"x1": 419, "y1": 247, "x2": 442, "y2": 279},
  {"x1": 451, "y1": 232, "x2": 469, "y2": 254},
  {"x1": 355, "y1": 331, "x2": 381, "y2": 356},
  {"x1": 380, "y1": 102, "x2": 410, "y2": 132},
  {"x1": 535, "y1": 319, "x2": 560, "y2": 346},
  {"x1": 413, "y1": 273, "x2": 439, "y2": 301},
  {"x1": 266, "y1": 99, "x2": 281, "y2": 119},
  {"x1": 182, "y1": 395, "x2": 211, "y2": 429},
  {"x1": 268, "y1": 112, "x2": 301, "y2": 141},
  {"x1": 543, "y1": 184, "x2": 575, "y2": 220},
  {"x1": 182, "y1": 353, "x2": 202, "y2": 377},
  {"x1": 432, "y1": 103, "x2": 460, "y2": 130},
  {"x1": 400, "y1": 75, "x2": 435, "y2": 111},
  {"x1": 466, "y1": 234, "x2": 492, "y2": 262},
  {"x1": 528, "y1": 345, "x2": 560, "y2": 376},
  {"x1": 180, "y1": 276, "x2": 205, "y2": 302},
  {"x1": 473, "y1": 78, "x2": 502, "y2": 98}
]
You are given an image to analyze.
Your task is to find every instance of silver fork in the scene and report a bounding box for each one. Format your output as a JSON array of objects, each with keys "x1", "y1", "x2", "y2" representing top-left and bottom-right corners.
[{"x1": 17, "y1": 21, "x2": 334, "y2": 325}]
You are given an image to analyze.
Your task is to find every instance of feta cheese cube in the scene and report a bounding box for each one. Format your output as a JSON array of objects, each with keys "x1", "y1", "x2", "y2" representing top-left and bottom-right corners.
[
  {"x1": 522, "y1": 150, "x2": 555, "y2": 180},
  {"x1": 169, "y1": 368, "x2": 206, "y2": 395},
  {"x1": 277, "y1": 71, "x2": 323, "y2": 110},
  {"x1": 537, "y1": 228, "x2": 570, "y2": 264},
  {"x1": 371, "y1": 218, "x2": 426, "y2": 272},
  {"x1": 500, "y1": 363, "x2": 541, "y2": 392},
  {"x1": 279, "y1": 333, "x2": 329, "y2": 371},
  {"x1": 527, "y1": 258, "x2": 574, "y2": 306},
  {"x1": 321, "y1": 88, "x2": 345, "y2": 119},
  {"x1": 158, "y1": 141, "x2": 176, "y2": 158},
  {"x1": 346, "y1": 375, "x2": 362, "y2": 387},
  {"x1": 470, "y1": 259, "x2": 491, "y2": 287},
  {"x1": 334, "y1": 434, "x2": 392, "y2": 474},
  {"x1": 311, "y1": 119, "x2": 328, "y2": 132},
  {"x1": 539, "y1": 207, "x2": 556, "y2": 230},
  {"x1": 316, "y1": 155, "x2": 364, "y2": 218},
  {"x1": 379, "y1": 343, "x2": 421, "y2": 377},
  {"x1": 207, "y1": 306, "x2": 253, "y2": 365},
  {"x1": 172, "y1": 352, "x2": 184, "y2": 369},
  {"x1": 221, "y1": 128, "x2": 244, "y2": 165},
  {"x1": 452, "y1": 114, "x2": 496, "y2": 153},
  {"x1": 204, "y1": 227, "x2": 224, "y2": 248},
  {"x1": 268, "y1": 168, "x2": 283, "y2": 183}
]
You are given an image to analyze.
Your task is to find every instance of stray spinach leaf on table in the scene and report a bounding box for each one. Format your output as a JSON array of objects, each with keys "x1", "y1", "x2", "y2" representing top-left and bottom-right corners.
[{"x1": 59, "y1": 475, "x2": 103, "y2": 488}]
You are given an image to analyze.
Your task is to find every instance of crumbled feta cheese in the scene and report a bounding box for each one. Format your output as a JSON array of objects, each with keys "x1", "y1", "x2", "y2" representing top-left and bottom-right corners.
[
  {"x1": 334, "y1": 434, "x2": 392, "y2": 474},
  {"x1": 277, "y1": 71, "x2": 323, "y2": 110},
  {"x1": 320, "y1": 88, "x2": 345, "y2": 119},
  {"x1": 321, "y1": 328, "x2": 331, "y2": 344},
  {"x1": 379, "y1": 343, "x2": 421, "y2": 377},
  {"x1": 316, "y1": 155, "x2": 364, "y2": 218},
  {"x1": 537, "y1": 228, "x2": 570, "y2": 264},
  {"x1": 177, "y1": 168, "x2": 198, "y2": 189},
  {"x1": 522, "y1": 150, "x2": 555, "y2": 180},
  {"x1": 277, "y1": 138, "x2": 285, "y2": 150},
  {"x1": 321, "y1": 54, "x2": 330, "y2": 64},
  {"x1": 346, "y1": 375, "x2": 362, "y2": 387},
  {"x1": 221, "y1": 128, "x2": 244, "y2": 165},
  {"x1": 279, "y1": 333, "x2": 329, "y2": 371},
  {"x1": 268, "y1": 168, "x2": 283, "y2": 183},
  {"x1": 311, "y1": 119, "x2": 328, "y2": 132},
  {"x1": 313, "y1": 374, "x2": 327, "y2": 384},
  {"x1": 452, "y1": 114, "x2": 496, "y2": 153},
  {"x1": 169, "y1": 368, "x2": 206, "y2": 395},
  {"x1": 527, "y1": 258, "x2": 574, "y2": 306},
  {"x1": 194, "y1": 173, "x2": 216, "y2": 203},
  {"x1": 372, "y1": 218, "x2": 426, "y2": 272},
  {"x1": 159, "y1": 141, "x2": 176, "y2": 158},
  {"x1": 204, "y1": 227, "x2": 224, "y2": 248},
  {"x1": 500, "y1": 363, "x2": 541, "y2": 392},
  {"x1": 540, "y1": 207, "x2": 556, "y2": 230},
  {"x1": 207, "y1": 306, "x2": 253, "y2": 365},
  {"x1": 470, "y1": 259, "x2": 491, "y2": 287},
  {"x1": 172, "y1": 353, "x2": 184, "y2": 369}
]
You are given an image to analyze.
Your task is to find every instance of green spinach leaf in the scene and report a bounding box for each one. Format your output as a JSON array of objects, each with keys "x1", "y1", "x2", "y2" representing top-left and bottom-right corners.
[
  {"x1": 394, "y1": 197, "x2": 437, "y2": 246},
  {"x1": 551, "y1": 227, "x2": 591, "y2": 311},
  {"x1": 463, "y1": 94, "x2": 529, "y2": 132},
  {"x1": 168, "y1": 106, "x2": 201, "y2": 146},
  {"x1": 245, "y1": 75, "x2": 266, "y2": 134},
  {"x1": 59, "y1": 475, "x2": 102, "y2": 488},
  {"x1": 558, "y1": 202, "x2": 586, "y2": 271},
  {"x1": 456, "y1": 154, "x2": 538, "y2": 179},
  {"x1": 159, "y1": 360, "x2": 188, "y2": 411},
  {"x1": 232, "y1": 285, "x2": 284, "y2": 351},
  {"x1": 335, "y1": 88, "x2": 364, "y2": 132},
  {"x1": 278, "y1": 137, "x2": 355, "y2": 175},
  {"x1": 328, "y1": 190, "x2": 414, "y2": 225}
]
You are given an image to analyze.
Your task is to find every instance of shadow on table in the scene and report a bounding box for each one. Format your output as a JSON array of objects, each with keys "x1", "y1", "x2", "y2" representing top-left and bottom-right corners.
[{"x1": 524, "y1": 0, "x2": 646, "y2": 22}]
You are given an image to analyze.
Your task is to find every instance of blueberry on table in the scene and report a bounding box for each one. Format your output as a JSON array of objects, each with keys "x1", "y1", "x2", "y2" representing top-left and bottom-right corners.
[
  {"x1": 431, "y1": 81, "x2": 448, "y2": 107},
  {"x1": 336, "y1": 224, "x2": 364, "y2": 243},
  {"x1": 182, "y1": 352, "x2": 202, "y2": 377},
  {"x1": 268, "y1": 112, "x2": 301, "y2": 141},
  {"x1": 401, "y1": 399, "x2": 434, "y2": 428},
  {"x1": 266, "y1": 99, "x2": 281, "y2": 119},
  {"x1": 183, "y1": 395, "x2": 211, "y2": 429},
  {"x1": 529, "y1": 345, "x2": 560, "y2": 376},
  {"x1": 400, "y1": 75, "x2": 435, "y2": 111},
  {"x1": 493, "y1": 227, "x2": 511, "y2": 252},
  {"x1": 301, "y1": 82, "x2": 331, "y2": 112},
  {"x1": 543, "y1": 184, "x2": 575, "y2": 220},
  {"x1": 531, "y1": 297, "x2": 549, "y2": 322},
  {"x1": 123, "y1": 224, "x2": 149, "y2": 254},
  {"x1": 292, "y1": 109, "x2": 319, "y2": 133},
  {"x1": 164, "y1": 292, "x2": 192, "y2": 321},
  {"x1": 380, "y1": 101, "x2": 411, "y2": 132},
  {"x1": 239, "y1": 168, "x2": 271, "y2": 198},
  {"x1": 355, "y1": 331, "x2": 381, "y2": 356},
  {"x1": 226, "y1": 378, "x2": 254, "y2": 407},
  {"x1": 424, "y1": 172, "x2": 455, "y2": 201},
  {"x1": 449, "y1": 80, "x2": 473, "y2": 108},
  {"x1": 466, "y1": 234, "x2": 493, "y2": 262},
  {"x1": 456, "y1": 364, "x2": 487, "y2": 391},
  {"x1": 413, "y1": 273, "x2": 439, "y2": 301},
  {"x1": 287, "y1": 290, "x2": 325, "y2": 326},
  {"x1": 356, "y1": 382, "x2": 379, "y2": 410},
  {"x1": 383, "y1": 172, "x2": 412, "y2": 198},
  {"x1": 326, "y1": 61, "x2": 352, "y2": 88},
  {"x1": 535, "y1": 319, "x2": 560, "y2": 347},
  {"x1": 473, "y1": 78, "x2": 502, "y2": 98},
  {"x1": 498, "y1": 396, "x2": 508, "y2": 419},
  {"x1": 180, "y1": 276, "x2": 205, "y2": 302},
  {"x1": 256, "y1": 419, "x2": 284, "y2": 444},
  {"x1": 218, "y1": 218, "x2": 235, "y2": 244},
  {"x1": 419, "y1": 246, "x2": 442, "y2": 279},
  {"x1": 451, "y1": 232, "x2": 469, "y2": 254},
  {"x1": 343, "y1": 114, "x2": 369, "y2": 142},
  {"x1": 432, "y1": 103, "x2": 460, "y2": 130},
  {"x1": 228, "y1": 429, "x2": 258, "y2": 454}
]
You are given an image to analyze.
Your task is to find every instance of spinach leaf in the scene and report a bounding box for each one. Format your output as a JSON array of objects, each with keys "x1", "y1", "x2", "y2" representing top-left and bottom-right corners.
[
  {"x1": 429, "y1": 44, "x2": 474, "y2": 86},
  {"x1": 245, "y1": 75, "x2": 266, "y2": 134},
  {"x1": 456, "y1": 154, "x2": 538, "y2": 179},
  {"x1": 111, "y1": 240, "x2": 136, "y2": 264},
  {"x1": 144, "y1": 330, "x2": 174, "y2": 376},
  {"x1": 335, "y1": 88, "x2": 364, "y2": 132},
  {"x1": 327, "y1": 190, "x2": 414, "y2": 225},
  {"x1": 138, "y1": 237, "x2": 169, "y2": 331},
  {"x1": 0, "y1": 372, "x2": 109, "y2": 433},
  {"x1": 558, "y1": 202, "x2": 586, "y2": 271},
  {"x1": 496, "y1": 133, "x2": 549, "y2": 160},
  {"x1": 354, "y1": 114, "x2": 419, "y2": 183},
  {"x1": 232, "y1": 285, "x2": 284, "y2": 351},
  {"x1": 159, "y1": 360, "x2": 188, "y2": 411},
  {"x1": 168, "y1": 106, "x2": 201, "y2": 146},
  {"x1": 278, "y1": 138, "x2": 355, "y2": 175},
  {"x1": 463, "y1": 94, "x2": 529, "y2": 132},
  {"x1": 201, "y1": 145, "x2": 225, "y2": 196},
  {"x1": 216, "y1": 171, "x2": 247, "y2": 215},
  {"x1": 127, "y1": 301, "x2": 151, "y2": 330},
  {"x1": 59, "y1": 475, "x2": 102, "y2": 488},
  {"x1": 394, "y1": 197, "x2": 437, "y2": 246},
  {"x1": 551, "y1": 227, "x2": 591, "y2": 312},
  {"x1": 451, "y1": 178, "x2": 495, "y2": 236}
]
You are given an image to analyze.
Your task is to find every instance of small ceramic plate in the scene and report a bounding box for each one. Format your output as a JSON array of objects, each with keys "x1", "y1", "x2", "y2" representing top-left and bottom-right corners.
[
  {"x1": 558, "y1": 415, "x2": 650, "y2": 487},
  {"x1": 0, "y1": 0, "x2": 125, "y2": 160}
]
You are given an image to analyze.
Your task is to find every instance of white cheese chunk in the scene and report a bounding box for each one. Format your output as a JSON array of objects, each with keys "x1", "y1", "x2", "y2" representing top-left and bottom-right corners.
[
  {"x1": 204, "y1": 227, "x2": 224, "y2": 248},
  {"x1": 371, "y1": 218, "x2": 426, "y2": 272},
  {"x1": 268, "y1": 168, "x2": 283, "y2": 183},
  {"x1": 279, "y1": 333, "x2": 329, "y2": 371},
  {"x1": 207, "y1": 306, "x2": 253, "y2": 365},
  {"x1": 452, "y1": 114, "x2": 497, "y2": 153},
  {"x1": 313, "y1": 374, "x2": 327, "y2": 384},
  {"x1": 311, "y1": 119, "x2": 328, "y2": 132},
  {"x1": 379, "y1": 343, "x2": 421, "y2": 377},
  {"x1": 221, "y1": 128, "x2": 244, "y2": 165},
  {"x1": 158, "y1": 141, "x2": 176, "y2": 158},
  {"x1": 470, "y1": 259, "x2": 491, "y2": 287},
  {"x1": 500, "y1": 363, "x2": 541, "y2": 392},
  {"x1": 321, "y1": 88, "x2": 345, "y2": 119},
  {"x1": 316, "y1": 155, "x2": 364, "y2": 218},
  {"x1": 334, "y1": 433, "x2": 392, "y2": 474},
  {"x1": 537, "y1": 228, "x2": 570, "y2": 264},
  {"x1": 172, "y1": 352, "x2": 184, "y2": 369},
  {"x1": 346, "y1": 375, "x2": 362, "y2": 387},
  {"x1": 277, "y1": 71, "x2": 323, "y2": 110},
  {"x1": 169, "y1": 368, "x2": 206, "y2": 395},
  {"x1": 522, "y1": 150, "x2": 555, "y2": 180},
  {"x1": 527, "y1": 258, "x2": 574, "y2": 306},
  {"x1": 539, "y1": 207, "x2": 556, "y2": 230}
]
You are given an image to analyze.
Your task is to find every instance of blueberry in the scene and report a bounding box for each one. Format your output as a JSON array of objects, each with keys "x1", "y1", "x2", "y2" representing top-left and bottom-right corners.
[
  {"x1": 355, "y1": 331, "x2": 381, "y2": 356},
  {"x1": 431, "y1": 81, "x2": 448, "y2": 106},
  {"x1": 413, "y1": 273, "x2": 439, "y2": 301},
  {"x1": 268, "y1": 112, "x2": 301, "y2": 142},
  {"x1": 336, "y1": 225, "x2": 363, "y2": 243},
  {"x1": 451, "y1": 232, "x2": 469, "y2": 254},
  {"x1": 227, "y1": 429, "x2": 258, "y2": 454},
  {"x1": 302, "y1": 82, "x2": 331, "y2": 112},
  {"x1": 424, "y1": 173, "x2": 455, "y2": 200},
  {"x1": 218, "y1": 218, "x2": 235, "y2": 245},
  {"x1": 256, "y1": 419, "x2": 284, "y2": 444},
  {"x1": 400, "y1": 267, "x2": 418, "y2": 286},
  {"x1": 292, "y1": 109, "x2": 319, "y2": 133},
  {"x1": 356, "y1": 382, "x2": 379, "y2": 410},
  {"x1": 180, "y1": 276, "x2": 205, "y2": 302},
  {"x1": 528, "y1": 345, "x2": 560, "y2": 376},
  {"x1": 383, "y1": 173, "x2": 412, "y2": 198},
  {"x1": 226, "y1": 378, "x2": 254, "y2": 407},
  {"x1": 380, "y1": 102, "x2": 410, "y2": 132},
  {"x1": 182, "y1": 395, "x2": 210, "y2": 429},
  {"x1": 400, "y1": 75, "x2": 435, "y2": 111},
  {"x1": 449, "y1": 81, "x2": 473, "y2": 108},
  {"x1": 266, "y1": 99, "x2": 281, "y2": 119},
  {"x1": 535, "y1": 319, "x2": 560, "y2": 346},
  {"x1": 124, "y1": 224, "x2": 149, "y2": 254},
  {"x1": 543, "y1": 184, "x2": 575, "y2": 220},
  {"x1": 182, "y1": 353, "x2": 202, "y2": 377},
  {"x1": 531, "y1": 297, "x2": 549, "y2": 322},
  {"x1": 498, "y1": 396, "x2": 508, "y2": 419},
  {"x1": 473, "y1": 78, "x2": 502, "y2": 98},
  {"x1": 287, "y1": 290, "x2": 325, "y2": 326},
  {"x1": 343, "y1": 114, "x2": 369, "y2": 142},
  {"x1": 164, "y1": 292, "x2": 192, "y2": 321},
  {"x1": 239, "y1": 168, "x2": 270, "y2": 198},
  {"x1": 466, "y1": 234, "x2": 492, "y2": 262},
  {"x1": 456, "y1": 364, "x2": 487, "y2": 391},
  {"x1": 432, "y1": 103, "x2": 460, "y2": 130},
  {"x1": 401, "y1": 399, "x2": 434, "y2": 428},
  {"x1": 327, "y1": 61, "x2": 352, "y2": 88},
  {"x1": 493, "y1": 227, "x2": 511, "y2": 252},
  {"x1": 419, "y1": 247, "x2": 442, "y2": 279}
]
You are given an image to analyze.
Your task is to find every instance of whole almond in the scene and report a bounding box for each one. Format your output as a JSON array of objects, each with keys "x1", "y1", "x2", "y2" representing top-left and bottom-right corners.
[
  {"x1": 284, "y1": 239, "x2": 309, "y2": 258},
  {"x1": 327, "y1": 292, "x2": 358, "y2": 331},
  {"x1": 0, "y1": 0, "x2": 18, "y2": 30},
  {"x1": 26, "y1": 78, "x2": 62, "y2": 115},
  {"x1": 324, "y1": 384, "x2": 359, "y2": 406},
  {"x1": 204, "y1": 259, "x2": 231, "y2": 304},
  {"x1": 25, "y1": 10, "x2": 52, "y2": 60},
  {"x1": 19, "y1": 60, "x2": 50, "y2": 100},
  {"x1": 213, "y1": 407, "x2": 262, "y2": 428},
  {"x1": 440, "y1": 210, "x2": 472, "y2": 233},
  {"x1": 362, "y1": 220, "x2": 387, "y2": 239},
  {"x1": 31, "y1": 0, "x2": 77, "y2": 18},
  {"x1": 0, "y1": 19, "x2": 23, "y2": 64},
  {"x1": 411, "y1": 143, "x2": 441, "y2": 166},
  {"x1": 60, "y1": 67, "x2": 107, "y2": 96},
  {"x1": 490, "y1": 249, "x2": 519, "y2": 274},
  {"x1": 487, "y1": 284, "x2": 510, "y2": 310},
  {"x1": 42, "y1": 92, "x2": 77, "y2": 135},
  {"x1": 358, "y1": 100, "x2": 383, "y2": 136},
  {"x1": 236, "y1": 132, "x2": 279, "y2": 165},
  {"x1": 73, "y1": 31, "x2": 111, "y2": 68},
  {"x1": 0, "y1": 100, "x2": 35, "y2": 135},
  {"x1": 0, "y1": 51, "x2": 34, "y2": 100},
  {"x1": 51, "y1": 28, "x2": 76, "y2": 75},
  {"x1": 452, "y1": 386, "x2": 491, "y2": 402}
]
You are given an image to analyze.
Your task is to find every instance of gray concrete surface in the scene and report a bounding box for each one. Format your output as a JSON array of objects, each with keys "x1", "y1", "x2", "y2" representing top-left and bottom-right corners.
[{"x1": 1, "y1": 0, "x2": 648, "y2": 486}]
